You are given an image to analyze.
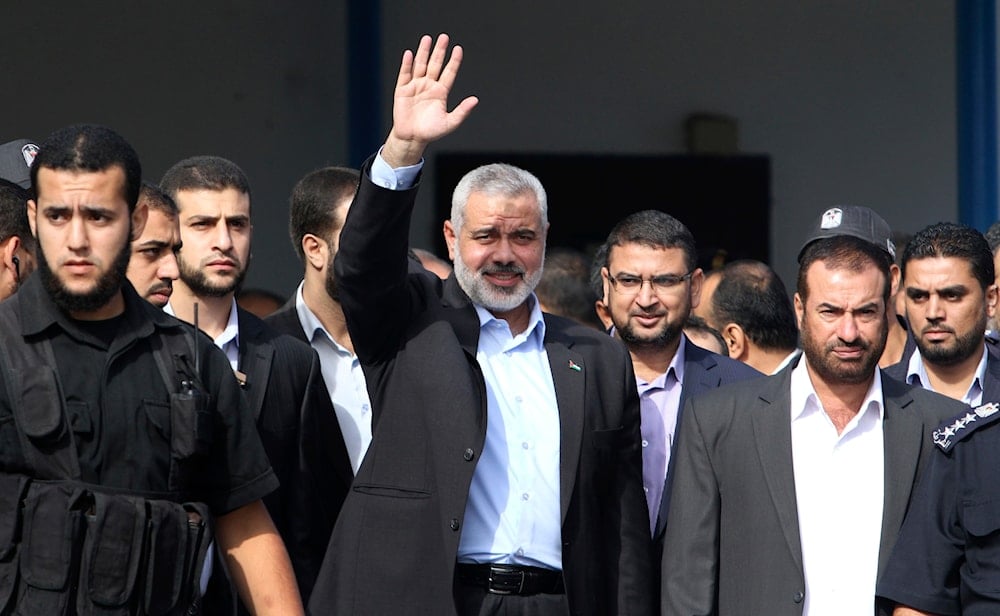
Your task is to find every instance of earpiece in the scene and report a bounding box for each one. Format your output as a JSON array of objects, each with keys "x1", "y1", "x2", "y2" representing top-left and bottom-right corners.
[{"x1": 11, "y1": 256, "x2": 19, "y2": 267}]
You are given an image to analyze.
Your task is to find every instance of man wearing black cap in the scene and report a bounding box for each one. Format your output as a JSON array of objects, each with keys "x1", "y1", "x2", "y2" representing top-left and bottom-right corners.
[
  {"x1": 797, "y1": 205, "x2": 915, "y2": 369},
  {"x1": 662, "y1": 215, "x2": 963, "y2": 615},
  {"x1": 0, "y1": 138, "x2": 39, "y2": 300}
]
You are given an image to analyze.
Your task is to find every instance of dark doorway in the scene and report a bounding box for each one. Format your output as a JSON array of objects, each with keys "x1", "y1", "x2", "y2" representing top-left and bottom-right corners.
[{"x1": 435, "y1": 153, "x2": 771, "y2": 271}]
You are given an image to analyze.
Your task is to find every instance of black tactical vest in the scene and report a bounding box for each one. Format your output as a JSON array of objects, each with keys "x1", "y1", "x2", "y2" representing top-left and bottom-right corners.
[{"x1": 0, "y1": 307, "x2": 216, "y2": 616}]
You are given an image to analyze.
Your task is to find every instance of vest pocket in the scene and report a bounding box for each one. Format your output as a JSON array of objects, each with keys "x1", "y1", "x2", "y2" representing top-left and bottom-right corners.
[
  {"x1": 16, "y1": 483, "x2": 85, "y2": 615},
  {"x1": 76, "y1": 493, "x2": 146, "y2": 614},
  {"x1": 0, "y1": 475, "x2": 30, "y2": 613}
]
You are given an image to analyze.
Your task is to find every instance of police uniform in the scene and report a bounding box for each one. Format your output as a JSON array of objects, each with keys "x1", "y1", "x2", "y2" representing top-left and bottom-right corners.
[
  {"x1": 877, "y1": 401, "x2": 1000, "y2": 615},
  {"x1": 0, "y1": 275, "x2": 277, "y2": 614}
]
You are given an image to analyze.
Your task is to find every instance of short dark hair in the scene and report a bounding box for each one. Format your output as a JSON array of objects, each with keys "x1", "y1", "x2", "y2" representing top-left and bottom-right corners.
[
  {"x1": 159, "y1": 155, "x2": 251, "y2": 204},
  {"x1": 288, "y1": 166, "x2": 360, "y2": 261},
  {"x1": 599, "y1": 210, "x2": 698, "y2": 272},
  {"x1": 684, "y1": 314, "x2": 727, "y2": 355},
  {"x1": 901, "y1": 221, "x2": 994, "y2": 290},
  {"x1": 985, "y1": 220, "x2": 1000, "y2": 254},
  {"x1": 30, "y1": 124, "x2": 141, "y2": 211},
  {"x1": 589, "y1": 242, "x2": 608, "y2": 301},
  {"x1": 138, "y1": 181, "x2": 177, "y2": 217},
  {"x1": 712, "y1": 259, "x2": 798, "y2": 352},
  {"x1": 536, "y1": 246, "x2": 603, "y2": 329},
  {"x1": 797, "y1": 235, "x2": 892, "y2": 302},
  {"x1": 0, "y1": 178, "x2": 33, "y2": 251}
]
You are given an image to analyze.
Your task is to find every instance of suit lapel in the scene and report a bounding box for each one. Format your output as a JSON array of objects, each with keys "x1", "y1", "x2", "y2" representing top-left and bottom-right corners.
[
  {"x1": 750, "y1": 369, "x2": 803, "y2": 572},
  {"x1": 238, "y1": 310, "x2": 274, "y2": 423},
  {"x1": 654, "y1": 341, "x2": 719, "y2": 538},
  {"x1": 544, "y1": 324, "x2": 584, "y2": 522},
  {"x1": 877, "y1": 375, "x2": 923, "y2": 577}
]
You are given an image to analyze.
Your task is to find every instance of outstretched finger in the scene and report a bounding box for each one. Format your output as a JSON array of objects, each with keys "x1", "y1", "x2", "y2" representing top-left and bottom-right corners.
[
  {"x1": 439, "y1": 43, "x2": 464, "y2": 92},
  {"x1": 395, "y1": 49, "x2": 414, "y2": 90},
  {"x1": 411, "y1": 34, "x2": 433, "y2": 78},
  {"x1": 425, "y1": 32, "x2": 451, "y2": 81},
  {"x1": 447, "y1": 95, "x2": 480, "y2": 130}
]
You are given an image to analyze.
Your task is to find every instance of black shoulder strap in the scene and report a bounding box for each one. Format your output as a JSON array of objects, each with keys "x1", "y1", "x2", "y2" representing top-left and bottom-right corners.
[
  {"x1": 0, "y1": 305, "x2": 81, "y2": 480},
  {"x1": 150, "y1": 323, "x2": 199, "y2": 395}
]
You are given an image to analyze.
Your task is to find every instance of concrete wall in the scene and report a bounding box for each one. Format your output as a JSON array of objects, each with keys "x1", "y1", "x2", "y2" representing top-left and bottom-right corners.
[{"x1": 4, "y1": 1, "x2": 957, "y2": 296}]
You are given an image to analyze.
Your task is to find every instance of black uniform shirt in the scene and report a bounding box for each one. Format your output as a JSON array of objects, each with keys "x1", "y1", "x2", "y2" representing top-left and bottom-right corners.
[
  {"x1": 0, "y1": 275, "x2": 277, "y2": 515},
  {"x1": 877, "y1": 405, "x2": 1000, "y2": 615}
]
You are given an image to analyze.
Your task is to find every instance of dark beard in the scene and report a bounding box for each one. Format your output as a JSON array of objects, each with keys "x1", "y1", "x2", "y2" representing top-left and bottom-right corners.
[
  {"x1": 917, "y1": 317, "x2": 987, "y2": 367},
  {"x1": 325, "y1": 253, "x2": 339, "y2": 301},
  {"x1": 38, "y1": 235, "x2": 132, "y2": 314},
  {"x1": 616, "y1": 319, "x2": 683, "y2": 351},
  {"x1": 177, "y1": 255, "x2": 247, "y2": 298}
]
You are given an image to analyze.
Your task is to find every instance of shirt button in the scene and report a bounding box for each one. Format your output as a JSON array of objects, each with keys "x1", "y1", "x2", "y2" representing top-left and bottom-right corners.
[
  {"x1": 643, "y1": 486, "x2": 649, "y2": 493},
  {"x1": 522, "y1": 493, "x2": 530, "y2": 501},
  {"x1": 641, "y1": 439, "x2": 649, "y2": 447},
  {"x1": 515, "y1": 395, "x2": 523, "y2": 403},
  {"x1": 522, "y1": 442, "x2": 529, "y2": 449},
  {"x1": 793, "y1": 591, "x2": 804, "y2": 603},
  {"x1": 463, "y1": 448, "x2": 475, "y2": 461},
  {"x1": 450, "y1": 518, "x2": 460, "y2": 531},
  {"x1": 516, "y1": 548, "x2": 524, "y2": 556}
]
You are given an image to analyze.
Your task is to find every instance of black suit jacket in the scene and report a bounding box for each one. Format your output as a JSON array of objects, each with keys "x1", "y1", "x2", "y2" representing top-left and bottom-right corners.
[
  {"x1": 264, "y1": 298, "x2": 309, "y2": 345},
  {"x1": 661, "y1": 360, "x2": 966, "y2": 616},
  {"x1": 236, "y1": 309, "x2": 352, "y2": 605},
  {"x1": 308, "y1": 161, "x2": 654, "y2": 616}
]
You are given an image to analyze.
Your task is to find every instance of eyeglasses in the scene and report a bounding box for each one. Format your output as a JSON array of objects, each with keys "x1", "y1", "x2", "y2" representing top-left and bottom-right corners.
[{"x1": 607, "y1": 272, "x2": 693, "y2": 295}]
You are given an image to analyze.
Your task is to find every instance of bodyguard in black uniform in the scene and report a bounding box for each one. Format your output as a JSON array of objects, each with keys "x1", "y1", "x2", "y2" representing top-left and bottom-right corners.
[
  {"x1": 877, "y1": 222, "x2": 1000, "y2": 615},
  {"x1": 0, "y1": 124, "x2": 303, "y2": 614}
]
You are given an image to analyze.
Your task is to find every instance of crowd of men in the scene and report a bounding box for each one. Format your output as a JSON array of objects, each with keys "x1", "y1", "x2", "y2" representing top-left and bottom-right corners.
[{"x1": 0, "y1": 32, "x2": 998, "y2": 616}]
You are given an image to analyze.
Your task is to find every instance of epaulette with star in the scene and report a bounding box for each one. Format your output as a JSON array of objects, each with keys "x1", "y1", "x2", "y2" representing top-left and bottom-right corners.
[{"x1": 933, "y1": 402, "x2": 1000, "y2": 452}]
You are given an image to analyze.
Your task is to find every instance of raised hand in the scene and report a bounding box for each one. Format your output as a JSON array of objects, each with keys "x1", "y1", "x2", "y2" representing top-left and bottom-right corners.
[{"x1": 383, "y1": 33, "x2": 479, "y2": 168}]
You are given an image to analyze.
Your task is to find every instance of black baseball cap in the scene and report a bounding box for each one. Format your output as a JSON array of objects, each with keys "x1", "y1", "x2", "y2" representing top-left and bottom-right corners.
[
  {"x1": 798, "y1": 205, "x2": 895, "y2": 262},
  {"x1": 0, "y1": 139, "x2": 39, "y2": 189}
]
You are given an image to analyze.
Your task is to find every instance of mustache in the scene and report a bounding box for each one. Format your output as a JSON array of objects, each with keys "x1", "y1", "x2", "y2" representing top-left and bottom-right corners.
[
  {"x1": 920, "y1": 324, "x2": 955, "y2": 335},
  {"x1": 148, "y1": 280, "x2": 173, "y2": 294},
  {"x1": 481, "y1": 264, "x2": 524, "y2": 276},
  {"x1": 830, "y1": 338, "x2": 869, "y2": 350}
]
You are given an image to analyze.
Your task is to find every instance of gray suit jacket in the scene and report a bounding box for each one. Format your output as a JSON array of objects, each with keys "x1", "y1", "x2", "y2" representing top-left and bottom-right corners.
[
  {"x1": 655, "y1": 340, "x2": 762, "y2": 540},
  {"x1": 661, "y1": 359, "x2": 966, "y2": 616}
]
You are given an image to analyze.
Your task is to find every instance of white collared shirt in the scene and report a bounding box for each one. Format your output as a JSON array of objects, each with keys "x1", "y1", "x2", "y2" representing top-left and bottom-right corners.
[
  {"x1": 790, "y1": 358, "x2": 885, "y2": 616},
  {"x1": 293, "y1": 282, "x2": 372, "y2": 473},
  {"x1": 457, "y1": 297, "x2": 562, "y2": 570},
  {"x1": 905, "y1": 344, "x2": 988, "y2": 406},
  {"x1": 165, "y1": 298, "x2": 241, "y2": 370},
  {"x1": 772, "y1": 348, "x2": 803, "y2": 375}
]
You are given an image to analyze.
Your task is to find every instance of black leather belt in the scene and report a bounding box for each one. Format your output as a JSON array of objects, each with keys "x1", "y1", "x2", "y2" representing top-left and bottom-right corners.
[{"x1": 455, "y1": 563, "x2": 565, "y2": 595}]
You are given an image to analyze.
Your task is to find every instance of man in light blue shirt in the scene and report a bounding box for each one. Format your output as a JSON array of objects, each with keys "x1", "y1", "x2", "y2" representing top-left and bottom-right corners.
[
  {"x1": 309, "y1": 34, "x2": 652, "y2": 616},
  {"x1": 265, "y1": 166, "x2": 373, "y2": 473},
  {"x1": 884, "y1": 222, "x2": 998, "y2": 405}
]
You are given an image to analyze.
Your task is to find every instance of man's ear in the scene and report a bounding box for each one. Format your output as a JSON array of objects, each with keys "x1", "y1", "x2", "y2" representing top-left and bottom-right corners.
[
  {"x1": 689, "y1": 267, "x2": 704, "y2": 309},
  {"x1": 793, "y1": 292, "x2": 804, "y2": 330},
  {"x1": 302, "y1": 234, "x2": 327, "y2": 271},
  {"x1": 27, "y1": 199, "x2": 37, "y2": 237},
  {"x1": 0, "y1": 237, "x2": 17, "y2": 274},
  {"x1": 443, "y1": 220, "x2": 457, "y2": 260},
  {"x1": 722, "y1": 323, "x2": 748, "y2": 360}
]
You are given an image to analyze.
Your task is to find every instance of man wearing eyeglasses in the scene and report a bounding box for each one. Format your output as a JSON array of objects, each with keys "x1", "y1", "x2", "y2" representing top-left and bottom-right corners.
[{"x1": 595, "y1": 209, "x2": 760, "y2": 600}]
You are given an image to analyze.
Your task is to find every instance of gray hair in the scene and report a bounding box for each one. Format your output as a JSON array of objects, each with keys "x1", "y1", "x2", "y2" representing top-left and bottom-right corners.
[{"x1": 450, "y1": 163, "x2": 548, "y2": 231}]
